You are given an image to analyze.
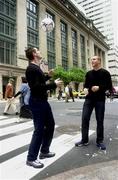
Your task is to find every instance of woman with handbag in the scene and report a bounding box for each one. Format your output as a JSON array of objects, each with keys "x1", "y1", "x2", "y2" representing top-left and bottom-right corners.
[{"x1": 13, "y1": 77, "x2": 32, "y2": 123}]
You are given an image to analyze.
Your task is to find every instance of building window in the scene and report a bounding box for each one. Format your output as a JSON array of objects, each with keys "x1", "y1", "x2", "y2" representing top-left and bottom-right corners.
[
  {"x1": 27, "y1": 0, "x2": 39, "y2": 48},
  {"x1": 27, "y1": 30, "x2": 38, "y2": 46},
  {"x1": 27, "y1": 0, "x2": 36, "y2": 14},
  {"x1": 80, "y1": 35, "x2": 86, "y2": 69},
  {"x1": 0, "y1": 0, "x2": 16, "y2": 65},
  {"x1": 0, "y1": 0, "x2": 16, "y2": 18},
  {"x1": 0, "y1": 40, "x2": 16, "y2": 65},
  {"x1": 46, "y1": 11, "x2": 55, "y2": 69},
  {"x1": 27, "y1": 15, "x2": 38, "y2": 30},
  {"x1": 61, "y1": 21, "x2": 68, "y2": 70},
  {"x1": 72, "y1": 29, "x2": 78, "y2": 67},
  {"x1": 0, "y1": 19, "x2": 15, "y2": 37}
]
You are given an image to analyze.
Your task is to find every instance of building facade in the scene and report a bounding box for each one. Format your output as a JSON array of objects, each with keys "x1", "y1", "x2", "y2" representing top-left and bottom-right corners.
[
  {"x1": 75, "y1": 0, "x2": 118, "y2": 85},
  {"x1": 0, "y1": 0, "x2": 109, "y2": 99}
]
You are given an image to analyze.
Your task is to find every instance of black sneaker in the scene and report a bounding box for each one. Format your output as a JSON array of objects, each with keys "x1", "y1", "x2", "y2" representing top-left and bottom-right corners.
[
  {"x1": 39, "y1": 152, "x2": 55, "y2": 159},
  {"x1": 96, "y1": 143, "x2": 106, "y2": 150},
  {"x1": 15, "y1": 112, "x2": 19, "y2": 115},
  {"x1": 3, "y1": 112, "x2": 9, "y2": 115},
  {"x1": 26, "y1": 160, "x2": 44, "y2": 168},
  {"x1": 75, "y1": 141, "x2": 89, "y2": 147}
]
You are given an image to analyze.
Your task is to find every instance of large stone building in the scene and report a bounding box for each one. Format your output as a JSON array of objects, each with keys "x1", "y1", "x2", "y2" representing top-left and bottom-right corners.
[
  {"x1": 75, "y1": 0, "x2": 118, "y2": 85},
  {"x1": 0, "y1": 0, "x2": 109, "y2": 99}
]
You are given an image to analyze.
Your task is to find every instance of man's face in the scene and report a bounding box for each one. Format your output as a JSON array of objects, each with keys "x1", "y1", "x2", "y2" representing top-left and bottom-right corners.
[
  {"x1": 33, "y1": 48, "x2": 42, "y2": 60},
  {"x1": 91, "y1": 56, "x2": 101, "y2": 68}
]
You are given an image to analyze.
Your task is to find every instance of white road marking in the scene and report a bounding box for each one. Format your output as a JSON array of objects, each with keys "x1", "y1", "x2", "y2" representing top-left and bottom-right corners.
[
  {"x1": 0, "y1": 131, "x2": 32, "y2": 155},
  {"x1": 0, "y1": 120, "x2": 33, "y2": 136},
  {"x1": 0, "y1": 125, "x2": 58, "y2": 155},
  {"x1": 0, "y1": 116, "x2": 8, "y2": 121},
  {"x1": 1, "y1": 130, "x2": 95, "y2": 180},
  {"x1": 0, "y1": 117, "x2": 23, "y2": 125},
  {"x1": 0, "y1": 115, "x2": 95, "y2": 180}
]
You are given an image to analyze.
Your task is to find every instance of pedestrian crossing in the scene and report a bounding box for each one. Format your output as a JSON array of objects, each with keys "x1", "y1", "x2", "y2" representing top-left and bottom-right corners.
[
  {"x1": 0, "y1": 119, "x2": 33, "y2": 137},
  {"x1": 0, "y1": 115, "x2": 95, "y2": 180}
]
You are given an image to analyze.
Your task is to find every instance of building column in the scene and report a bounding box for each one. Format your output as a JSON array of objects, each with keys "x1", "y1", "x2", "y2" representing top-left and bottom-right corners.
[
  {"x1": 100, "y1": 50, "x2": 103, "y2": 67},
  {"x1": 85, "y1": 37, "x2": 88, "y2": 69},
  {"x1": 17, "y1": 0, "x2": 27, "y2": 66},
  {"x1": 55, "y1": 15, "x2": 62, "y2": 66},
  {"x1": 89, "y1": 40, "x2": 93, "y2": 58},
  {"x1": 88, "y1": 39, "x2": 94, "y2": 70},
  {"x1": 39, "y1": 4, "x2": 47, "y2": 60}
]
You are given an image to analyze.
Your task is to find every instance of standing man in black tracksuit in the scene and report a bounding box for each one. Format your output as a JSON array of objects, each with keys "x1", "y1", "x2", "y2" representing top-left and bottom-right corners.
[
  {"x1": 25, "y1": 47, "x2": 62, "y2": 168},
  {"x1": 75, "y1": 56, "x2": 112, "y2": 150}
]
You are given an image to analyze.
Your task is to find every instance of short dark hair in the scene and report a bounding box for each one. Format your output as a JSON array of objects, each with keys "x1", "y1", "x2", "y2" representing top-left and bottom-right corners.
[{"x1": 25, "y1": 47, "x2": 36, "y2": 61}]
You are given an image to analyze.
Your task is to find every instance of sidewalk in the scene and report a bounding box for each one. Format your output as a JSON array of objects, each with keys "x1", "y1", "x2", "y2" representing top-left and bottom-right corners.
[{"x1": 46, "y1": 160, "x2": 118, "y2": 180}]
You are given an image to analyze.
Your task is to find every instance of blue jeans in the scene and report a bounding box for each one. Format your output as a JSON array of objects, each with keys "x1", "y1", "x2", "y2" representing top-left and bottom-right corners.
[
  {"x1": 81, "y1": 99, "x2": 105, "y2": 143},
  {"x1": 27, "y1": 97, "x2": 55, "y2": 161}
]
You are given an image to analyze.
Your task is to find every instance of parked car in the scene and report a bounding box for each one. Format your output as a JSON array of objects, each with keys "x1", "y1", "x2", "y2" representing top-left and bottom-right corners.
[
  {"x1": 61, "y1": 90, "x2": 79, "y2": 99},
  {"x1": 78, "y1": 90, "x2": 86, "y2": 99},
  {"x1": 72, "y1": 90, "x2": 79, "y2": 98}
]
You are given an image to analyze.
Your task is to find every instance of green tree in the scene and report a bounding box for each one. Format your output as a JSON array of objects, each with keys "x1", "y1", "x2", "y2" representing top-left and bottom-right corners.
[
  {"x1": 53, "y1": 66, "x2": 86, "y2": 85},
  {"x1": 53, "y1": 66, "x2": 70, "y2": 85},
  {"x1": 69, "y1": 67, "x2": 86, "y2": 82}
]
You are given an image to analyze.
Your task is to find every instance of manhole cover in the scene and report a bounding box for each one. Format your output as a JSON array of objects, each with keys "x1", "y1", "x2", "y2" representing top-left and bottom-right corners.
[{"x1": 56, "y1": 125, "x2": 80, "y2": 135}]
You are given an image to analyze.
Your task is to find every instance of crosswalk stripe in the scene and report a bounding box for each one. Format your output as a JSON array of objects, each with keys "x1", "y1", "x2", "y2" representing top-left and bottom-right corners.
[
  {"x1": 1, "y1": 131, "x2": 32, "y2": 156},
  {"x1": 0, "y1": 116, "x2": 8, "y2": 120},
  {"x1": 1, "y1": 130, "x2": 95, "y2": 180},
  {"x1": 0, "y1": 120, "x2": 33, "y2": 136},
  {"x1": 0, "y1": 117, "x2": 22, "y2": 126},
  {"x1": 0, "y1": 124, "x2": 58, "y2": 156},
  {"x1": 0, "y1": 116, "x2": 95, "y2": 180}
]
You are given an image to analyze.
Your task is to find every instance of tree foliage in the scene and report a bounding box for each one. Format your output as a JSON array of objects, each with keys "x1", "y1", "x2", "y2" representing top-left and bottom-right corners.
[{"x1": 53, "y1": 66, "x2": 86, "y2": 85}]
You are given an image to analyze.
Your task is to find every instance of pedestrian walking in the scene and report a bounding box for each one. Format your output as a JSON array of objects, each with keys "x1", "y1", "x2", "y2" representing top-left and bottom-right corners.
[
  {"x1": 65, "y1": 84, "x2": 70, "y2": 102},
  {"x1": 57, "y1": 87, "x2": 63, "y2": 100},
  {"x1": 25, "y1": 47, "x2": 62, "y2": 168},
  {"x1": 75, "y1": 56, "x2": 112, "y2": 150},
  {"x1": 69, "y1": 84, "x2": 75, "y2": 102},
  {"x1": 3, "y1": 78, "x2": 19, "y2": 115},
  {"x1": 13, "y1": 77, "x2": 32, "y2": 123}
]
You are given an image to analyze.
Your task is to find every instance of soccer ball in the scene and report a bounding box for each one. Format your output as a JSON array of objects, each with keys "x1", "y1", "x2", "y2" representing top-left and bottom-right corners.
[{"x1": 41, "y1": 17, "x2": 55, "y2": 32}]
